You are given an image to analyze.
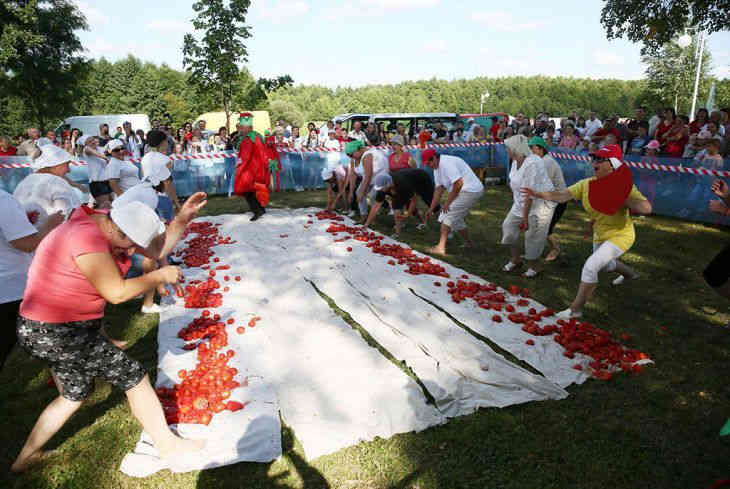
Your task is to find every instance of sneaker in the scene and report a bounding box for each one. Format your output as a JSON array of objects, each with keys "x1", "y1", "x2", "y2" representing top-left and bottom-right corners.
[
  {"x1": 141, "y1": 304, "x2": 163, "y2": 314},
  {"x1": 502, "y1": 261, "x2": 522, "y2": 272},
  {"x1": 250, "y1": 211, "x2": 264, "y2": 221},
  {"x1": 347, "y1": 210, "x2": 356, "y2": 217},
  {"x1": 612, "y1": 273, "x2": 640, "y2": 286},
  {"x1": 522, "y1": 268, "x2": 539, "y2": 278},
  {"x1": 556, "y1": 308, "x2": 582, "y2": 319}
]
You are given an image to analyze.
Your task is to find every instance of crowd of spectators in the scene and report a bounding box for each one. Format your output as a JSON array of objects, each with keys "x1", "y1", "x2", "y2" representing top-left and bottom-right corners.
[{"x1": 1, "y1": 107, "x2": 728, "y2": 169}]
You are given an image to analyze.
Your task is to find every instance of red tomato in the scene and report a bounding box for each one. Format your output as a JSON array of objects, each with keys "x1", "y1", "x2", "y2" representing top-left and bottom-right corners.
[
  {"x1": 347, "y1": 247, "x2": 353, "y2": 252},
  {"x1": 525, "y1": 339, "x2": 535, "y2": 345},
  {"x1": 227, "y1": 318, "x2": 235, "y2": 325},
  {"x1": 235, "y1": 276, "x2": 241, "y2": 281}
]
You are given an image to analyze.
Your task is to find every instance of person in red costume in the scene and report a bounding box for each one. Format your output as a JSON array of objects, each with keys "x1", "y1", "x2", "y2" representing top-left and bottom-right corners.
[
  {"x1": 264, "y1": 131, "x2": 282, "y2": 192},
  {"x1": 234, "y1": 113, "x2": 269, "y2": 221}
]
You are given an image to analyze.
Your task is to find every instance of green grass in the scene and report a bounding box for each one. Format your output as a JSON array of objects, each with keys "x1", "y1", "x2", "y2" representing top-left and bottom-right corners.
[{"x1": 1, "y1": 187, "x2": 728, "y2": 489}]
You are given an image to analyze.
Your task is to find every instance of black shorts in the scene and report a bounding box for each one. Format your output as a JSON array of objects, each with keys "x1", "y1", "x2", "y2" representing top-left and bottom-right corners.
[
  {"x1": 89, "y1": 181, "x2": 113, "y2": 198},
  {"x1": 703, "y1": 244, "x2": 730, "y2": 288},
  {"x1": 548, "y1": 202, "x2": 568, "y2": 235},
  {"x1": 16, "y1": 316, "x2": 146, "y2": 401},
  {"x1": 0, "y1": 300, "x2": 21, "y2": 371}
]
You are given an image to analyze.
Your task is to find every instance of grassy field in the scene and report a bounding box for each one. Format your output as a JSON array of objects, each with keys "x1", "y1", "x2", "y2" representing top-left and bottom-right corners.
[{"x1": 1, "y1": 186, "x2": 728, "y2": 489}]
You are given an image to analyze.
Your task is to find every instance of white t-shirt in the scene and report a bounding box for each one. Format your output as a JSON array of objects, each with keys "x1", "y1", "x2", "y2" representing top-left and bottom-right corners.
[
  {"x1": 584, "y1": 118, "x2": 603, "y2": 137},
  {"x1": 334, "y1": 165, "x2": 348, "y2": 181},
  {"x1": 355, "y1": 148, "x2": 388, "y2": 178},
  {"x1": 542, "y1": 154, "x2": 566, "y2": 191},
  {"x1": 104, "y1": 157, "x2": 141, "y2": 192},
  {"x1": 323, "y1": 137, "x2": 341, "y2": 150},
  {"x1": 84, "y1": 150, "x2": 107, "y2": 182},
  {"x1": 349, "y1": 130, "x2": 367, "y2": 143},
  {"x1": 508, "y1": 154, "x2": 555, "y2": 218},
  {"x1": 0, "y1": 190, "x2": 38, "y2": 303},
  {"x1": 434, "y1": 155, "x2": 484, "y2": 194},
  {"x1": 111, "y1": 181, "x2": 159, "y2": 211},
  {"x1": 13, "y1": 173, "x2": 81, "y2": 228}
]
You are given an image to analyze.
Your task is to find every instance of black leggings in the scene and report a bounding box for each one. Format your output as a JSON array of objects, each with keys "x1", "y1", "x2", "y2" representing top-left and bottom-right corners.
[
  {"x1": 548, "y1": 202, "x2": 568, "y2": 236},
  {"x1": 0, "y1": 300, "x2": 21, "y2": 372}
]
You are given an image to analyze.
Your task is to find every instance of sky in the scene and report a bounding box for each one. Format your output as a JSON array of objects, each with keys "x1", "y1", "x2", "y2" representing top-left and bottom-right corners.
[{"x1": 76, "y1": 0, "x2": 730, "y2": 87}]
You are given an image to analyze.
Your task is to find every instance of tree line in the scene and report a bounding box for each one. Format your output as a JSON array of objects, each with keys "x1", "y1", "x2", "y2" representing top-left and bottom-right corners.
[{"x1": 1, "y1": 54, "x2": 728, "y2": 138}]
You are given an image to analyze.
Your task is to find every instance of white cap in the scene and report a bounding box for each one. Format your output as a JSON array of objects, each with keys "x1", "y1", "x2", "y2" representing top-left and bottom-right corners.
[
  {"x1": 373, "y1": 173, "x2": 393, "y2": 191},
  {"x1": 111, "y1": 182, "x2": 159, "y2": 211},
  {"x1": 321, "y1": 168, "x2": 334, "y2": 181},
  {"x1": 140, "y1": 151, "x2": 172, "y2": 186},
  {"x1": 110, "y1": 201, "x2": 166, "y2": 248},
  {"x1": 32, "y1": 145, "x2": 72, "y2": 170},
  {"x1": 105, "y1": 139, "x2": 124, "y2": 152},
  {"x1": 390, "y1": 135, "x2": 405, "y2": 146},
  {"x1": 36, "y1": 137, "x2": 53, "y2": 147},
  {"x1": 77, "y1": 135, "x2": 91, "y2": 146}
]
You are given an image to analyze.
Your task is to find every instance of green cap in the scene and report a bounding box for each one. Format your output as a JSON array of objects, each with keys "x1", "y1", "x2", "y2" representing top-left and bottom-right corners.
[
  {"x1": 528, "y1": 136, "x2": 548, "y2": 151},
  {"x1": 345, "y1": 140, "x2": 366, "y2": 156}
]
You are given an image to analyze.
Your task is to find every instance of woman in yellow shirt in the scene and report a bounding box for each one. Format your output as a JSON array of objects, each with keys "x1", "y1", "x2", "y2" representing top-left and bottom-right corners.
[{"x1": 522, "y1": 145, "x2": 652, "y2": 318}]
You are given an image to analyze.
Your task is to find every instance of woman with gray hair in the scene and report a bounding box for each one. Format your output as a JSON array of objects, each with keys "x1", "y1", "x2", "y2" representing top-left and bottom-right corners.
[{"x1": 500, "y1": 135, "x2": 556, "y2": 277}]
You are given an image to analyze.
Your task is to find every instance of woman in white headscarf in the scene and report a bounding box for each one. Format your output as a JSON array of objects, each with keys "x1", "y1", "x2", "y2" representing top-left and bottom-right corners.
[
  {"x1": 13, "y1": 146, "x2": 82, "y2": 228},
  {"x1": 500, "y1": 135, "x2": 556, "y2": 278}
]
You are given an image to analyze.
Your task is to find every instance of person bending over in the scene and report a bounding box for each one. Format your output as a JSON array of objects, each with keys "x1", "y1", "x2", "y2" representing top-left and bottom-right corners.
[
  {"x1": 12, "y1": 202, "x2": 206, "y2": 473},
  {"x1": 422, "y1": 149, "x2": 484, "y2": 255},
  {"x1": 364, "y1": 169, "x2": 439, "y2": 236}
]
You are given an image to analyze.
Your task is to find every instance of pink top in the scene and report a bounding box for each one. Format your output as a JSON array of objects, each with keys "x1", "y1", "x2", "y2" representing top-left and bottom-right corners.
[
  {"x1": 389, "y1": 152, "x2": 412, "y2": 172},
  {"x1": 558, "y1": 135, "x2": 579, "y2": 149},
  {"x1": 20, "y1": 207, "x2": 131, "y2": 323}
]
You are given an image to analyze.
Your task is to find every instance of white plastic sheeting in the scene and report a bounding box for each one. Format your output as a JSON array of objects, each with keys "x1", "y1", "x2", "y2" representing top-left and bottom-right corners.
[{"x1": 124, "y1": 208, "x2": 584, "y2": 474}]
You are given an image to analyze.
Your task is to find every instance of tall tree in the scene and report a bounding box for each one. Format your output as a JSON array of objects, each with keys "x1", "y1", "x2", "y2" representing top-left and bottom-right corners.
[
  {"x1": 0, "y1": 0, "x2": 88, "y2": 130},
  {"x1": 641, "y1": 38, "x2": 712, "y2": 116},
  {"x1": 258, "y1": 75, "x2": 294, "y2": 93},
  {"x1": 601, "y1": 0, "x2": 730, "y2": 55},
  {"x1": 182, "y1": 0, "x2": 252, "y2": 133}
]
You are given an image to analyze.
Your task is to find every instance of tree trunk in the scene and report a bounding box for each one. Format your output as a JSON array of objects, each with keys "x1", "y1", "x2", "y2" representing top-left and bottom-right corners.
[{"x1": 224, "y1": 92, "x2": 231, "y2": 136}]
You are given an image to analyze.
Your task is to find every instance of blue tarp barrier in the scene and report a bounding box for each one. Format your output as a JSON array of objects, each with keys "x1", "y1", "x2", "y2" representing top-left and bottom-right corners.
[
  {"x1": 2, "y1": 146, "x2": 729, "y2": 225},
  {"x1": 492, "y1": 148, "x2": 730, "y2": 225}
]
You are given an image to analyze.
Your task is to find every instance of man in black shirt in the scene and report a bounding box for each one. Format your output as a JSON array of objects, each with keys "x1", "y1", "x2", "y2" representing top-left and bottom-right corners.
[{"x1": 363, "y1": 168, "x2": 440, "y2": 234}]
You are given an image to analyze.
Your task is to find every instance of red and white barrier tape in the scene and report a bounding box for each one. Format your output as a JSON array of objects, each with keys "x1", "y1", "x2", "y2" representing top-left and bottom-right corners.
[
  {"x1": 549, "y1": 151, "x2": 730, "y2": 178},
  {"x1": 1, "y1": 146, "x2": 726, "y2": 177}
]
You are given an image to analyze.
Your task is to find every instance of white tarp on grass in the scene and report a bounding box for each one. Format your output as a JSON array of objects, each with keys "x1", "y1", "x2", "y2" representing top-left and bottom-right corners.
[{"x1": 123, "y1": 208, "x2": 585, "y2": 474}]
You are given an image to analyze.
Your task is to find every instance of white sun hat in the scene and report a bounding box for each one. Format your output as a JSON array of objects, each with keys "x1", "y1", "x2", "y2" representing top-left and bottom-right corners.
[
  {"x1": 32, "y1": 145, "x2": 72, "y2": 170},
  {"x1": 141, "y1": 151, "x2": 172, "y2": 186},
  {"x1": 110, "y1": 201, "x2": 166, "y2": 248}
]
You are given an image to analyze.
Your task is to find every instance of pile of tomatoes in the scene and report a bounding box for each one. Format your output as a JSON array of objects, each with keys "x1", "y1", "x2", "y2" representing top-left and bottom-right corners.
[
  {"x1": 316, "y1": 210, "x2": 343, "y2": 222},
  {"x1": 157, "y1": 311, "x2": 244, "y2": 425},
  {"x1": 184, "y1": 278, "x2": 223, "y2": 309},
  {"x1": 552, "y1": 318, "x2": 649, "y2": 378},
  {"x1": 175, "y1": 221, "x2": 236, "y2": 268}
]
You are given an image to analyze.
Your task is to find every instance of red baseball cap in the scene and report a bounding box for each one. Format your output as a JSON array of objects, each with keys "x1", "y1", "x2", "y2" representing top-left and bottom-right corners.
[
  {"x1": 593, "y1": 144, "x2": 623, "y2": 169},
  {"x1": 421, "y1": 149, "x2": 437, "y2": 166}
]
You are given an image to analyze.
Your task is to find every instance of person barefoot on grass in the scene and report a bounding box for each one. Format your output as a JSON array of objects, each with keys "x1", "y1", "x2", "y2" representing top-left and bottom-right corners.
[
  {"x1": 12, "y1": 202, "x2": 205, "y2": 473},
  {"x1": 521, "y1": 145, "x2": 652, "y2": 318},
  {"x1": 422, "y1": 149, "x2": 484, "y2": 255}
]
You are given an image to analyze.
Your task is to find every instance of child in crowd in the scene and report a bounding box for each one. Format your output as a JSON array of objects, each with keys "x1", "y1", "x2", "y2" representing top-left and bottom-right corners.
[
  {"x1": 682, "y1": 134, "x2": 700, "y2": 159},
  {"x1": 629, "y1": 123, "x2": 650, "y2": 155},
  {"x1": 698, "y1": 139, "x2": 724, "y2": 170}
]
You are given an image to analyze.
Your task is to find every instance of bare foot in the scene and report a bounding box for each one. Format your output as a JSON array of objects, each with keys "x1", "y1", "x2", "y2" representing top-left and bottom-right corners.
[
  {"x1": 427, "y1": 245, "x2": 446, "y2": 256},
  {"x1": 545, "y1": 247, "x2": 561, "y2": 262},
  {"x1": 11, "y1": 450, "x2": 49, "y2": 473}
]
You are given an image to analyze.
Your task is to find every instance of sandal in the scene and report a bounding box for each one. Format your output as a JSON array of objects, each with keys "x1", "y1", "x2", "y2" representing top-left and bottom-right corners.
[{"x1": 502, "y1": 261, "x2": 523, "y2": 272}]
